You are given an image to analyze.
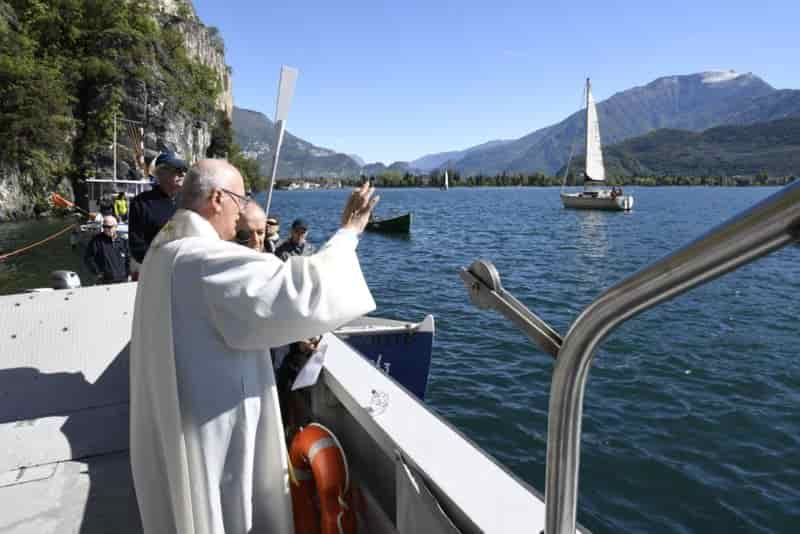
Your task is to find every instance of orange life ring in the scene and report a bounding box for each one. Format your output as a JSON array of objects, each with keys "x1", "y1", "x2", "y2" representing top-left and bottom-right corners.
[{"x1": 289, "y1": 423, "x2": 356, "y2": 534}]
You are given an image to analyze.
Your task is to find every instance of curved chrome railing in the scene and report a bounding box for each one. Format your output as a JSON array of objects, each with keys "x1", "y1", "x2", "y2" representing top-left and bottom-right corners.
[{"x1": 461, "y1": 180, "x2": 800, "y2": 533}]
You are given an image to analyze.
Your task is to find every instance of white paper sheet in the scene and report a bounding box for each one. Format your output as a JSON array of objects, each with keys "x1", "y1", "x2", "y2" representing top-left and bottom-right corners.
[{"x1": 291, "y1": 344, "x2": 327, "y2": 390}]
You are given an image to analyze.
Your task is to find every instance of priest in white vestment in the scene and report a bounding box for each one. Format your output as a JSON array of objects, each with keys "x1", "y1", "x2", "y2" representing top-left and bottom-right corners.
[{"x1": 130, "y1": 159, "x2": 379, "y2": 534}]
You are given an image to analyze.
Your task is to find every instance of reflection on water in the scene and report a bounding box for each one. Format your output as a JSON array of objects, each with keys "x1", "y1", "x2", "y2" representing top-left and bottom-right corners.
[
  {"x1": 575, "y1": 211, "x2": 609, "y2": 261},
  {"x1": 566, "y1": 210, "x2": 611, "y2": 291}
]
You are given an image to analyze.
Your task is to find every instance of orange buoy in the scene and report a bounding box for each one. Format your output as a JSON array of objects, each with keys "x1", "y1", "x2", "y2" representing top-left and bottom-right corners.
[{"x1": 289, "y1": 423, "x2": 356, "y2": 534}]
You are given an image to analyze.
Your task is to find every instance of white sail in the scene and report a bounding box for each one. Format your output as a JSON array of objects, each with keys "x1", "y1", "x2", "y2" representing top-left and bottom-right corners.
[
  {"x1": 584, "y1": 79, "x2": 605, "y2": 182},
  {"x1": 443, "y1": 169, "x2": 449, "y2": 190}
]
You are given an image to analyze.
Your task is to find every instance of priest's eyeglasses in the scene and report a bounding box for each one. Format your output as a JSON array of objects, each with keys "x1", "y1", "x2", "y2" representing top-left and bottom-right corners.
[{"x1": 221, "y1": 188, "x2": 251, "y2": 211}]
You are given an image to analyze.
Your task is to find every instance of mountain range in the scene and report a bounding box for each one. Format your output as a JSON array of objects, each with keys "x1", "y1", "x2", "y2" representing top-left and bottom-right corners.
[
  {"x1": 409, "y1": 140, "x2": 510, "y2": 171},
  {"x1": 232, "y1": 71, "x2": 800, "y2": 180},
  {"x1": 233, "y1": 107, "x2": 362, "y2": 179},
  {"x1": 422, "y1": 71, "x2": 800, "y2": 176},
  {"x1": 566, "y1": 117, "x2": 800, "y2": 179}
]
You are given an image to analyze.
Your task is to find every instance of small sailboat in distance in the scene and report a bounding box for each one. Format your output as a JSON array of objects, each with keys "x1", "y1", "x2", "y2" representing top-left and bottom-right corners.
[
  {"x1": 561, "y1": 78, "x2": 634, "y2": 211},
  {"x1": 442, "y1": 168, "x2": 449, "y2": 191}
]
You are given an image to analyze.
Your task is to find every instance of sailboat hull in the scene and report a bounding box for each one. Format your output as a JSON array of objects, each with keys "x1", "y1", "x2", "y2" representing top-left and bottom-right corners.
[{"x1": 561, "y1": 192, "x2": 633, "y2": 211}]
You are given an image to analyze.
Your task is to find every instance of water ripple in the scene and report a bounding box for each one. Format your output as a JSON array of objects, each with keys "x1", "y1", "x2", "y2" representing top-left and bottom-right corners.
[{"x1": 3, "y1": 186, "x2": 798, "y2": 533}]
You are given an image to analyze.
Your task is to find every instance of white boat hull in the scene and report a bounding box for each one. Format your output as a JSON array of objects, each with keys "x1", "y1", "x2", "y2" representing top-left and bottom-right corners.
[{"x1": 561, "y1": 191, "x2": 634, "y2": 211}]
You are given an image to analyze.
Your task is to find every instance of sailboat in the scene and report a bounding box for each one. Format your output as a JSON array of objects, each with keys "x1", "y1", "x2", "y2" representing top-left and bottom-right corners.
[
  {"x1": 442, "y1": 168, "x2": 449, "y2": 191},
  {"x1": 561, "y1": 78, "x2": 634, "y2": 211}
]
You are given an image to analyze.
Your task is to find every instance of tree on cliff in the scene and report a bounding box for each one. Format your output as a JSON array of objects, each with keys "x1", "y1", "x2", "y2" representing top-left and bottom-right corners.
[{"x1": 1, "y1": 0, "x2": 224, "y2": 209}]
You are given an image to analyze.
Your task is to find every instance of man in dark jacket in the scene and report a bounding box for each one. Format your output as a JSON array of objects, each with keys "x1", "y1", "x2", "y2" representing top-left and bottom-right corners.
[
  {"x1": 128, "y1": 151, "x2": 187, "y2": 264},
  {"x1": 274, "y1": 218, "x2": 315, "y2": 261},
  {"x1": 265, "y1": 216, "x2": 280, "y2": 254},
  {"x1": 84, "y1": 216, "x2": 130, "y2": 284}
]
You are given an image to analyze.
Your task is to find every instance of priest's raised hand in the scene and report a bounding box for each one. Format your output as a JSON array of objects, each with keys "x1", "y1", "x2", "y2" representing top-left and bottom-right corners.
[{"x1": 341, "y1": 181, "x2": 380, "y2": 233}]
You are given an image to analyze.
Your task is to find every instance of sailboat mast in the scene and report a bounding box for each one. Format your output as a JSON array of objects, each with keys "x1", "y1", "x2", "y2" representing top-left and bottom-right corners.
[{"x1": 584, "y1": 78, "x2": 590, "y2": 180}]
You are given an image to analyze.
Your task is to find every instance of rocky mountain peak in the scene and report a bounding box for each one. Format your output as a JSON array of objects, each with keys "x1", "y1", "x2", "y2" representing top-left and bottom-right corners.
[{"x1": 149, "y1": 0, "x2": 198, "y2": 19}]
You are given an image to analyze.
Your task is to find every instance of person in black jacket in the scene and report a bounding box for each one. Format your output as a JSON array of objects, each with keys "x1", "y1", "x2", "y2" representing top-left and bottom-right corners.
[
  {"x1": 84, "y1": 216, "x2": 130, "y2": 284},
  {"x1": 265, "y1": 216, "x2": 280, "y2": 254},
  {"x1": 128, "y1": 151, "x2": 187, "y2": 264},
  {"x1": 274, "y1": 218, "x2": 315, "y2": 261}
]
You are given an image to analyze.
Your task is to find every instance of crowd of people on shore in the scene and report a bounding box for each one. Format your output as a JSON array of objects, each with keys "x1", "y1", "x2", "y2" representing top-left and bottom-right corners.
[{"x1": 84, "y1": 150, "x2": 321, "y2": 284}]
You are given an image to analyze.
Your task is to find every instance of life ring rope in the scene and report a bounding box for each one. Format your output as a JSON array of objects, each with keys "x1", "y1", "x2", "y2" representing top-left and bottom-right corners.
[{"x1": 309, "y1": 422, "x2": 350, "y2": 495}]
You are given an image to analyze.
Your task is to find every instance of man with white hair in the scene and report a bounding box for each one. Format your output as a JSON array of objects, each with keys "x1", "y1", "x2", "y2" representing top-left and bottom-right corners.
[
  {"x1": 129, "y1": 159, "x2": 378, "y2": 533},
  {"x1": 235, "y1": 200, "x2": 268, "y2": 252},
  {"x1": 83, "y1": 215, "x2": 129, "y2": 284}
]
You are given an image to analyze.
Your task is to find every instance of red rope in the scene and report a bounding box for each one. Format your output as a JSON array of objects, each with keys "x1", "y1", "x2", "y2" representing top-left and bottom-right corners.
[{"x1": 0, "y1": 223, "x2": 78, "y2": 262}]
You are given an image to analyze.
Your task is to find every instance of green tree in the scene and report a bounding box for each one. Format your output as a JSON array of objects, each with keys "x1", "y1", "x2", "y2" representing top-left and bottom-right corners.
[{"x1": 207, "y1": 111, "x2": 234, "y2": 158}]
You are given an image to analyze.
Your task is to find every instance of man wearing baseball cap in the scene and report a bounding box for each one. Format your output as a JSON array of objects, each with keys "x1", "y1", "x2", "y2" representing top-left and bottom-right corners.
[
  {"x1": 265, "y1": 215, "x2": 280, "y2": 254},
  {"x1": 274, "y1": 217, "x2": 315, "y2": 261},
  {"x1": 129, "y1": 151, "x2": 188, "y2": 267}
]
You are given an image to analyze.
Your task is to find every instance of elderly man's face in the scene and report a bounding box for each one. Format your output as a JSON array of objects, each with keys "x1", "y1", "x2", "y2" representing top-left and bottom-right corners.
[
  {"x1": 159, "y1": 166, "x2": 185, "y2": 195},
  {"x1": 242, "y1": 216, "x2": 266, "y2": 251},
  {"x1": 102, "y1": 216, "x2": 118, "y2": 238},
  {"x1": 266, "y1": 219, "x2": 279, "y2": 238},
  {"x1": 218, "y1": 181, "x2": 247, "y2": 242}
]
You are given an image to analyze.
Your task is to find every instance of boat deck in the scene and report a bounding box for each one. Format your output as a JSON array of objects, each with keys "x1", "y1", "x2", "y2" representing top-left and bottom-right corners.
[{"x1": 0, "y1": 452, "x2": 141, "y2": 534}]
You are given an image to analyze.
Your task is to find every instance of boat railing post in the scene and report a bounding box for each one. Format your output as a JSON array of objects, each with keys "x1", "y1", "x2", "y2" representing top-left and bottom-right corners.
[
  {"x1": 544, "y1": 180, "x2": 800, "y2": 534},
  {"x1": 459, "y1": 260, "x2": 563, "y2": 358}
]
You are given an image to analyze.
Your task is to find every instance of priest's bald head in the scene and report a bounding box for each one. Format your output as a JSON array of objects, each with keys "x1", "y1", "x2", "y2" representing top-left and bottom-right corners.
[
  {"x1": 180, "y1": 159, "x2": 248, "y2": 241},
  {"x1": 236, "y1": 201, "x2": 267, "y2": 251}
]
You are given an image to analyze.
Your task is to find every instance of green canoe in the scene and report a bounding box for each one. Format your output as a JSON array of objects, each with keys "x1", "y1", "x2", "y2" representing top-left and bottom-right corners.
[{"x1": 365, "y1": 213, "x2": 412, "y2": 234}]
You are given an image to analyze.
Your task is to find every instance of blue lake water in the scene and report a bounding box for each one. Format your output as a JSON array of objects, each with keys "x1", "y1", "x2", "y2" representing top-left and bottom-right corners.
[{"x1": 2, "y1": 186, "x2": 798, "y2": 532}]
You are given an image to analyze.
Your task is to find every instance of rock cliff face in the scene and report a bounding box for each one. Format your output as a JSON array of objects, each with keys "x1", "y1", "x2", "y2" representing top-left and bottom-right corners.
[
  {"x1": 133, "y1": 0, "x2": 233, "y2": 168},
  {"x1": 0, "y1": 0, "x2": 233, "y2": 221},
  {"x1": 154, "y1": 0, "x2": 233, "y2": 118}
]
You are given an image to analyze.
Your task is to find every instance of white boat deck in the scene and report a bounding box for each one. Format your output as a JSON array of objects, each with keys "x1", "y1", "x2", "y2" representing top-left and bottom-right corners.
[
  {"x1": 0, "y1": 452, "x2": 141, "y2": 534},
  {"x1": 0, "y1": 284, "x2": 589, "y2": 533}
]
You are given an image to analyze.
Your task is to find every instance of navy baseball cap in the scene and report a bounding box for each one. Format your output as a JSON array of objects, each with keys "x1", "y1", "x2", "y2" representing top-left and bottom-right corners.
[
  {"x1": 154, "y1": 151, "x2": 188, "y2": 172},
  {"x1": 291, "y1": 218, "x2": 309, "y2": 230}
]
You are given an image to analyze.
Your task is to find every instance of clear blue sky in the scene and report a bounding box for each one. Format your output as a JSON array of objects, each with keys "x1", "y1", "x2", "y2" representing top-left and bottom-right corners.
[{"x1": 193, "y1": 0, "x2": 799, "y2": 164}]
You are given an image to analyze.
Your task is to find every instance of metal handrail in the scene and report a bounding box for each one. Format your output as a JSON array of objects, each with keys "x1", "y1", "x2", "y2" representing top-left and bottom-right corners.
[
  {"x1": 461, "y1": 180, "x2": 800, "y2": 533},
  {"x1": 546, "y1": 181, "x2": 800, "y2": 533}
]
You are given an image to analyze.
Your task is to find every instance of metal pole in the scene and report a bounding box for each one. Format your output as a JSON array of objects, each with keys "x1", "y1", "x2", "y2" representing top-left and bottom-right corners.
[
  {"x1": 264, "y1": 119, "x2": 286, "y2": 216},
  {"x1": 544, "y1": 180, "x2": 800, "y2": 533},
  {"x1": 113, "y1": 112, "x2": 117, "y2": 182}
]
